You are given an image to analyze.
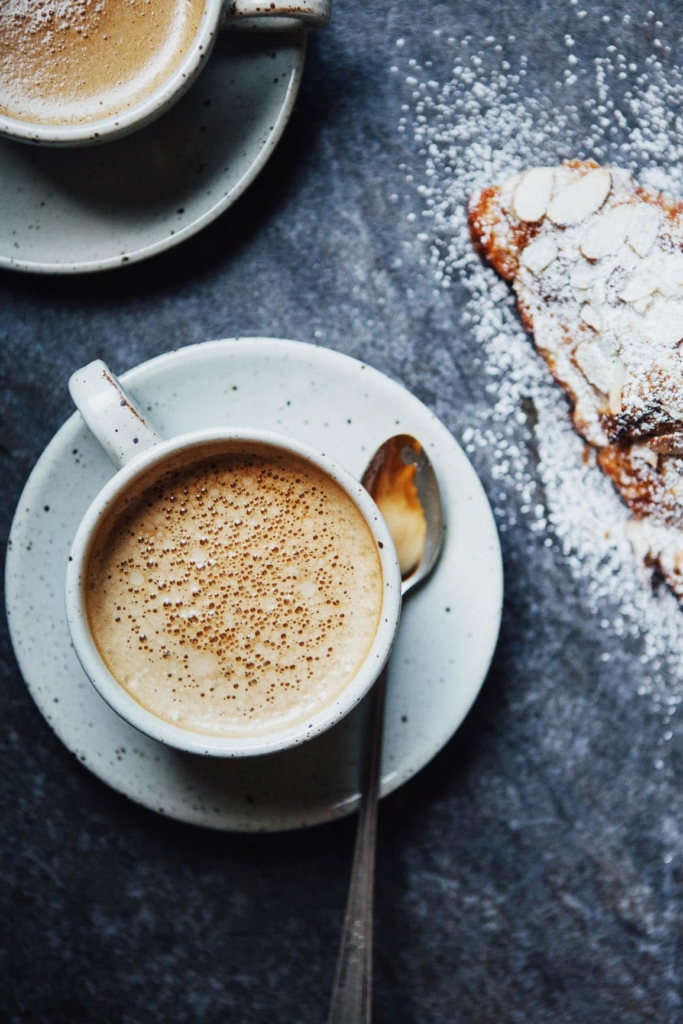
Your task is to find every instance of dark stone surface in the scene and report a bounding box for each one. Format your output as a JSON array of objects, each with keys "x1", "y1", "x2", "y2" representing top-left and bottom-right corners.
[{"x1": 1, "y1": 2, "x2": 682, "y2": 1022}]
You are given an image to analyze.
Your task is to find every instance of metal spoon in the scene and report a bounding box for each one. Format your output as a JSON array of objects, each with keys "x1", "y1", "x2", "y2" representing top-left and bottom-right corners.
[{"x1": 326, "y1": 435, "x2": 444, "y2": 1024}]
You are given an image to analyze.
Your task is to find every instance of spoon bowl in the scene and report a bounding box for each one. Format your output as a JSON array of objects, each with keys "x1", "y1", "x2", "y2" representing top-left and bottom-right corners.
[{"x1": 362, "y1": 434, "x2": 443, "y2": 594}]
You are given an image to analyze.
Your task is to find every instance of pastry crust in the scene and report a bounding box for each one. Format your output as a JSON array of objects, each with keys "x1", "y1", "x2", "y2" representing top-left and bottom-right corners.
[{"x1": 469, "y1": 160, "x2": 683, "y2": 597}]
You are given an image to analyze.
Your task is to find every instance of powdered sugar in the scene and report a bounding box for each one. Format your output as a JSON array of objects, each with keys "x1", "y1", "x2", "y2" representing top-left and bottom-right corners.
[
  {"x1": 393, "y1": 15, "x2": 683, "y2": 757},
  {"x1": 1, "y1": 0, "x2": 101, "y2": 33}
]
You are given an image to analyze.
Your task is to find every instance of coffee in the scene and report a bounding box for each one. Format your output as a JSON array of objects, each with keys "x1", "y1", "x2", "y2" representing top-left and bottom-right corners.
[
  {"x1": 0, "y1": 0, "x2": 204, "y2": 126},
  {"x1": 85, "y1": 444, "x2": 384, "y2": 737}
]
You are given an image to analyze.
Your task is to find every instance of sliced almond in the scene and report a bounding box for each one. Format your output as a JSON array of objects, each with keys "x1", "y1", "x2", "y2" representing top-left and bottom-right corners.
[
  {"x1": 624, "y1": 519, "x2": 650, "y2": 561},
  {"x1": 657, "y1": 253, "x2": 683, "y2": 297},
  {"x1": 618, "y1": 254, "x2": 661, "y2": 303},
  {"x1": 512, "y1": 167, "x2": 555, "y2": 223},
  {"x1": 632, "y1": 295, "x2": 653, "y2": 315},
  {"x1": 627, "y1": 203, "x2": 661, "y2": 258},
  {"x1": 574, "y1": 339, "x2": 613, "y2": 393},
  {"x1": 520, "y1": 235, "x2": 558, "y2": 275},
  {"x1": 591, "y1": 279, "x2": 606, "y2": 306},
  {"x1": 631, "y1": 440, "x2": 659, "y2": 467},
  {"x1": 579, "y1": 204, "x2": 634, "y2": 260},
  {"x1": 609, "y1": 356, "x2": 627, "y2": 415},
  {"x1": 643, "y1": 296, "x2": 683, "y2": 347},
  {"x1": 546, "y1": 168, "x2": 612, "y2": 227},
  {"x1": 570, "y1": 260, "x2": 605, "y2": 290},
  {"x1": 658, "y1": 280, "x2": 683, "y2": 300},
  {"x1": 580, "y1": 303, "x2": 602, "y2": 331},
  {"x1": 648, "y1": 432, "x2": 683, "y2": 456}
]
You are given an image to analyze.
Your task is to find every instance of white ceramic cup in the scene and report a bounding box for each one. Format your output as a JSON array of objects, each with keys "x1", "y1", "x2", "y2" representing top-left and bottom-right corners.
[
  {"x1": 1, "y1": 0, "x2": 331, "y2": 147},
  {"x1": 65, "y1": 360, "x2": 402, "y2": 757}
]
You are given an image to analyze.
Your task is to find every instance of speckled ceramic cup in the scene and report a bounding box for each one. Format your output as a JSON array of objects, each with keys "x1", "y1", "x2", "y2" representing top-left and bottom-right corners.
[
  {"x1": 65, "y1": 359, "x2": 401, "y2": 757},
  {"x1": 0, "y1": 0, "x2": 330, "y2": 147}
]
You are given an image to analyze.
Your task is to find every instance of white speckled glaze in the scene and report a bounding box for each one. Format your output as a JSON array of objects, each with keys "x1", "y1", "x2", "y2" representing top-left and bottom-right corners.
[
  {"x1": 0, "y1": 32, "x2": 305, "y2": 273},
  {"x1": 5, "y1": 338, "x2": 503, "y2": 831}
]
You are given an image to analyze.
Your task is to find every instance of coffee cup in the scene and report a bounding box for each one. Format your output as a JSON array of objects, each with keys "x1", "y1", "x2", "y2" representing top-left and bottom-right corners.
[
  {"x1": 0, "y1": 0, "x2": 331, "y2": 147},
  {"x1": 65, "y1": 360, "x2": 402, "y2": 757}
]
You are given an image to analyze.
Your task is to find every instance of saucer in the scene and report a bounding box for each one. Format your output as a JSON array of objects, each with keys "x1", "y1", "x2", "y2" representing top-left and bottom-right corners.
[
  {"x1": 6, "y1": 339, "x2": 503, "y2": 831},
  {"x1": 0, "y1": 34, "x2": 304, "y2": 274}
]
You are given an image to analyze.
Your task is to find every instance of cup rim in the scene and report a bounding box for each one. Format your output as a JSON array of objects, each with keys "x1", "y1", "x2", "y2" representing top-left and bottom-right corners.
[
  {"x1": 0, "y1": 0, "x2": 223, "y2": 146},
  {"x1": 65, "y1": 428, "x2": 402, "y2": 757}
]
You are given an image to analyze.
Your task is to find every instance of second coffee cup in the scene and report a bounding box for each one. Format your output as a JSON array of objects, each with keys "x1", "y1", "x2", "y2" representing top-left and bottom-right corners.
[
  {"x1": 65, "y1": 360, "x2": 401, "y2": 757},
  {"x1": 0, "y1": 0, "x2": 331, "y2": 146}
]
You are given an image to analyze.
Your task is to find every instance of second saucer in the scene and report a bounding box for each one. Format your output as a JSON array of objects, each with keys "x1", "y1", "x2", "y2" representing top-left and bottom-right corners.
[{"x1": 0, "y1": 33, "x2": 304, "y2": 274}]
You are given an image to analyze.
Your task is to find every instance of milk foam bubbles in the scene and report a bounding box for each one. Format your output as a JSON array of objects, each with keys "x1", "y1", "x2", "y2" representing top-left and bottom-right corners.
[
  {"x1": 85, "y1": 444, "x2": 384, "y2": 737},
  {"x1": 0, "y1": 0, "x2": 204, "y2": 126}
]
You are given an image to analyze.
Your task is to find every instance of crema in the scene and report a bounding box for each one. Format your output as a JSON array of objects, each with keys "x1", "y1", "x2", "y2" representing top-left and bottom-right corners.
[
  {"x1": 0, "y1": 0, "x2": 204, "y2": 125},
  {"x1": 85, "y1": 444, "x2": 384, "y2": 737}
]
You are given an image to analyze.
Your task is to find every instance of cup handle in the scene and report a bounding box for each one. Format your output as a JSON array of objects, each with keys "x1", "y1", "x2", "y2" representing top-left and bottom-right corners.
[
  {"x1": 69, "y1": 360, "x2": 163, "y2": 471},
  {"x1": 221, "y1": 0, "x2": 331, "y2": 31}
]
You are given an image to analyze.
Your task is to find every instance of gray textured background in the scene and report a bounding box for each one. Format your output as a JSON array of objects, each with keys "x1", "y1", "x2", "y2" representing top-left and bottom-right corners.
[{"x1": 1, "y1": 2, "x2": 682, "y2": 1022}]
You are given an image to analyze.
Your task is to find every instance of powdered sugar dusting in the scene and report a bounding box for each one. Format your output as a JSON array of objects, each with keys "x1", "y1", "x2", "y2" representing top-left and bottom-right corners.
[
  {"x1": 1, "y1": 0, "x2": 102, "y2": 33},
  {"x1": 393, "y1": 11, "x2": 683, "y2": 761}
]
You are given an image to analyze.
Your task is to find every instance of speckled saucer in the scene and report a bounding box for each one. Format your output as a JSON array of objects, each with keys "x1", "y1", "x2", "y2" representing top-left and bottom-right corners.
[
  {"x1": 6, "y1": 339, "x2": 503, "y2": 831},
  {"x1": 0, "y1": 33, "x2": 304, "y2": 274}
]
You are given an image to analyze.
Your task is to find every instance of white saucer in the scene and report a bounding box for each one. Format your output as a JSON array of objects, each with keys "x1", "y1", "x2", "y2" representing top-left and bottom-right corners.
[
  {"x1": 0, "y1": 34, "x2": 304, "y2": 274},
  {"x1": 6, "y1": 339, "x2": 503, "y2": 831}
]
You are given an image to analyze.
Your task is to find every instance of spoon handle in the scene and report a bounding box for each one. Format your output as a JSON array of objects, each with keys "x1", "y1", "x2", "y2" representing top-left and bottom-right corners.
[{"x1": 326, "y1": 666, "x2": 388, "y2": 1024}]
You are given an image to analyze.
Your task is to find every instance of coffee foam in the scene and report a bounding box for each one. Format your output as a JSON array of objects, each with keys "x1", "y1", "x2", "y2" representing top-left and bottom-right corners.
[
  {"x1": 85, "y1": 444, "x2": 384, "y2": 737},
  {"x1": 0, "y1": 0, "x2": 204, "y2": 126}
]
